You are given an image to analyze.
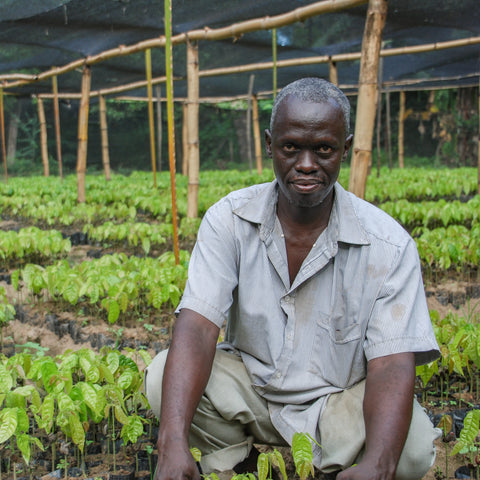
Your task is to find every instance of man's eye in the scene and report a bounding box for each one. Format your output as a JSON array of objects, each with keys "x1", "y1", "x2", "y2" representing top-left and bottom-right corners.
[
  {"x1": 315, "y1": 145, "x2": 333, "y2": 154},
  {"x1": 283, "y1": 144, "x2": 297, "y2": 152}
]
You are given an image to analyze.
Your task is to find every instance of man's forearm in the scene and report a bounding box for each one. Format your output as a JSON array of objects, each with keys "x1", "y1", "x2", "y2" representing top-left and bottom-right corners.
[{"x1": 362, "y1": 352, "x2": 415, "y2": 476}]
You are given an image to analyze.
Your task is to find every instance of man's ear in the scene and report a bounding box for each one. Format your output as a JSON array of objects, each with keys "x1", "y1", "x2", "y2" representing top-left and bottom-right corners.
[
  {"x1": 343, "y1": 134, "x2": 353, "y2": 161},
  {"x1": 265, "y1": 129, "x2": 272, "y2": 157}
]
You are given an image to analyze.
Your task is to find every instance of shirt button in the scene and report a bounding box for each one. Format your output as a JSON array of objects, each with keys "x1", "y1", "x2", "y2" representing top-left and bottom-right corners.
[
  {"x1": 287, "y1": 333, "x2": 293, "y2": 341},
  {"x1": 275, "y1": 372, "x2": 281, "y2": 379},
  {"x1": 284, "y1": 295, "x2": 291, "y2": 302}
]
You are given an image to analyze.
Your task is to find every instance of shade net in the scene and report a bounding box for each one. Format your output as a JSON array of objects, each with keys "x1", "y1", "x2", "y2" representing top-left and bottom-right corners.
[{"x1": 0, "y1": 0, "x2": 479, "y2": 99}]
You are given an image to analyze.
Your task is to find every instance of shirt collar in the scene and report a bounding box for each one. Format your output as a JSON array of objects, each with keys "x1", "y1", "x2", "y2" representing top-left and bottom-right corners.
[{"x1": 233, "y1": 180, "x2": 370, "y2": 246}]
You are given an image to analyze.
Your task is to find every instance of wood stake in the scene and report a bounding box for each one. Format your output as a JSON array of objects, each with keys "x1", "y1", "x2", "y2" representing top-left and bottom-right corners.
[
  {"x1": 246, "y1": 74, "x2": 255, "y2": 172},
  {"x1": 182, "y1": 102, "x2": 188, "y2": 176},
  {"x1": 37, "y1": 96, "x2": 50, "y2": 177},
  {"x1": 146, "y1": 48, "x2": 157, "y2": 188},
  {"x1": 186, "y1": 40, "x2": 200, "y2": 219},
  {"x1": 156, "y1": 85, "x2": 162, "y2": 172},
  {"x1": 252, "y1": 94, "x2": 263, "y2": 175},
  {"x1": 385, "y1": 89, "x2": 392, "y2": 169},
  {"x1": 398, "y1": 90, "x2": 405, "y2": 168},
  {"x1": 164, "y1": 0, "x2": 180, "y2": 264},
  {"x1": 52, "y1": 76, "x2": 63, "y2": 179},
  {"x1": 329, "y1": 60, "x2": 338, "y2": 86},
  {"x1": 76, "y1": 65, "x2": 91, "y2": 203},
  {"x1": 0, "y1": 89, "x2": 7, "y2": 183},
  {"x1": 348, "y1": 0, "x2": 387, "y2": 199},
  {"x1": 99, "y1": 95, "x2": 111, "y2": 181},
  {"x1": 272, "y1": 29, "x2": 277, "y2": 98}
]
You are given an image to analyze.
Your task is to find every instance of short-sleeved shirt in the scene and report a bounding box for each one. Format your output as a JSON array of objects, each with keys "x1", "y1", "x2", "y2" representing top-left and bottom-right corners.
[{"x1": 177, "y1": 180, "x2": 440, "y2": 446}]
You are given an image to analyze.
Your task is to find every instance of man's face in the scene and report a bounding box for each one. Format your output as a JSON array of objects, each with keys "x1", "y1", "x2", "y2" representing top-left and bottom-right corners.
[{"x1": 265, "y1": 95, "x2": 352, "y2": 209}]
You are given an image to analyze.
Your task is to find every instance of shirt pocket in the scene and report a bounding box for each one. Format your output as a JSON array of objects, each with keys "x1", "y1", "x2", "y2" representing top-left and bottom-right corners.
[{"x1": 308, "y1": 313, "x2": 365, "y2": 388}]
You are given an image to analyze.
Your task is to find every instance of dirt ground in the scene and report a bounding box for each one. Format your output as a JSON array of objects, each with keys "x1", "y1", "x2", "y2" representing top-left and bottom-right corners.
[{"x1": 1, "y1": 237, "x2": 479, "y2": 479}]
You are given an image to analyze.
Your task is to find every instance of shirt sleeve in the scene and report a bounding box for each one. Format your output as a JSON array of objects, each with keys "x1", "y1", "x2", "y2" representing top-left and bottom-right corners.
[
  {"x1": 176, "y1": 200, "x2": 239, "y2": 328},
  {"x1": 364, "y1": 237, "x2": 440, "y2": 366}
]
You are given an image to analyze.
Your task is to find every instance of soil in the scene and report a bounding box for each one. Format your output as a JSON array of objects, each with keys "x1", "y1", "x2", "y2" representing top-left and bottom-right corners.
[{"x1": 1, "y1": 222, "x2": 480, "y2": 480}]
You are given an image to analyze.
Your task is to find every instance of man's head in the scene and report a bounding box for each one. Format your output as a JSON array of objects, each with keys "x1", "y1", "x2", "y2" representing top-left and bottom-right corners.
[
  {"x1": 270, "y1": 77, "x2": 351, "y2": 134},
  {"x1": 265, "y1": 77, "x2": 353, "y2": 210}
]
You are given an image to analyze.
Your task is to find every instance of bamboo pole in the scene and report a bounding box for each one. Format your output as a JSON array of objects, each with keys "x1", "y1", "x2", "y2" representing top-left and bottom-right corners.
[
  {"x1": 348, "y1": 0, "x2": 387, "y2": 199},
  {"x1": 1, "y1": 0, "x2": 369, "y2": 90},
  {"x1": 76, "y1": 65, "x2": 92, "y2": 203},
  {"x1": 99, "y1": 95, "x2": 111, "y2": 181},
  {"x1": 398, "y1": 90, "x2": 405, "y2": 169},
  {"x1": 375, "y1": 51, "x2": 384, "y2": 177},
  {"x1": 272, "y1": 29, "x2": 277, "y2": 98},
  {"x1": 145, "y1": 49, "x2": 157, "y2": 188},
  {"x1": 52, "y1": 76, "x2": 63, "y2": 179},
  {"x1": 186, "y1": 40, "x2": 200, "y2": 219},
  {"x1": 329, "y1": 60, "x2": 338, "y2": 86},
  {"x1": 164, "y1": 0, "x2": 180, "y2": 264},
  {"x1": 0, "y1": 88, "x2": 7, "y2": 183},
  {"x1": 182, "y1": 102, "x2": 188, "y2": 176},
  {"x1": 385, "y1": 89, "x2": 392, "y2": 169},
  {"x1": 37, "y1": 96, "x2": 50, "y2": 177},
  {"x1": 156, "y1": 85, "x2": 162, "y2": 172},
  {"x1": 246, "y1": 74, "x2": 255, "y2": 172},
  {"x1": 252, "y1": 94, "x2": 263, "y2": 175}
]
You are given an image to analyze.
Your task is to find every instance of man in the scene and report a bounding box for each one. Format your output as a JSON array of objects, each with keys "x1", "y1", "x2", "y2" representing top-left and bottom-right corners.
[{"x1": 146, "y1": 77, "x2": 441, "y2": 480}]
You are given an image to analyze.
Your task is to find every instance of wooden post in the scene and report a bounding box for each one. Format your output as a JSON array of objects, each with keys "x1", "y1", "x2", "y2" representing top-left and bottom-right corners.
[
  {"x1": 375, "y1": 51, "x2": 384, "y2": 177},
  {"x1": 0, "y1": 88, "x2": 7, "y2": 182},
  {"x1": 182, "y1": 102, "x2": 188, "y2": 176},
  {"x1": 145, "y1": 48, "x2": 157, "y2": 188},
  {"x1": 252, "y1": 94, "x2": 263, "y2": 175},
  {"x1": 272, "y1": 29, "x2": 277, "y2": 98},
  {"x1": 99, "y1": 95, "x2": 111, "y2": 181},
  {"x1": 478, "y1": 78, "x2": 479, "y2": 194},
  {"x1": 37, "y1": 96, "x2": 50, "y2": 177},
  {"x1": 398, "y1": 90, "x2": 405, "y2": 169},
  {"x1": 186, "y1": 40, "x2": 200, "y2": 219},
  {"x1": 246, "y1": 74, "x2": 255, "y2": 172},
  {"x1": 156, "y1": 85, "x2": 162, "y2": 172},
  {"x1": 52, "y1": 76, "x2": 63, "y2": 179},
  {"x1": 76, "y1": 65, "x2": 91, "y2": 203},
  {"x1": 348, "y1": 0, "x2": 387, "y2": 199},
  {"x1": 164, "y1": 0, "x2": 180, "y2": 264},
  {"x1": 385, "y1": 89, "x2": 392, "y2": 170},
  {"x1": 329, "y1": 60, "x2": 338, "y2": 86}
]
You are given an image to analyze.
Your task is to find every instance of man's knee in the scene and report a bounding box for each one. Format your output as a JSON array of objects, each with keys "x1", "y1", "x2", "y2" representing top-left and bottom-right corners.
[
  {"x1": 395, "y1": 400, "x2": 441, "y2": 480},
  {"x1": 145, "y1": 349, "x2": 169, "y2": 418}
]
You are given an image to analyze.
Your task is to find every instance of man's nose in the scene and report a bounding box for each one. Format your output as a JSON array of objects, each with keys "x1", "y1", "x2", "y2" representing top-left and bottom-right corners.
[{"x1": 295, "y1": 149, "x2": 318, "y2": 172}]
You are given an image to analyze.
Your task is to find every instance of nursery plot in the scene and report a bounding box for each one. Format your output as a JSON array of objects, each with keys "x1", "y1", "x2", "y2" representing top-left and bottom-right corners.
[{"x1": 0, "y1": 168, "x2": 479, "y2": 480}]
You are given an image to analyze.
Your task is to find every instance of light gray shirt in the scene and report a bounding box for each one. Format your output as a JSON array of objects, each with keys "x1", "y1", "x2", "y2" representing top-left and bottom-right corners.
[{"x1": 177, "y1": 181, "x2": 440, "y2": 445}]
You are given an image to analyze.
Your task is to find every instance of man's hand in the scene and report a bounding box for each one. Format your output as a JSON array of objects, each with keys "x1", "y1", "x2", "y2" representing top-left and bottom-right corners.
[
  {"x1": 154, "y1": 309, "x2": 220, "y2": 480},
  {"x1": 337, "y1": 352, "x2": 416, "y2": 480},
  {"x1": 154, "y1": 437, "x2": 200, "y2": 480}
]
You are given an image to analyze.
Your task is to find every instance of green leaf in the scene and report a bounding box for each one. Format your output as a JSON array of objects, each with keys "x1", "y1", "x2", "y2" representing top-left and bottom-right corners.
[
  {"x1": 0, "y1": 408, "x2": 17, "y2": 443},
  {"x1": 292, "y1": 433, "x2": 315, "y2": 480},
  {"x1": 257, "y1": 452, "x2": 269, "y2": 480}
]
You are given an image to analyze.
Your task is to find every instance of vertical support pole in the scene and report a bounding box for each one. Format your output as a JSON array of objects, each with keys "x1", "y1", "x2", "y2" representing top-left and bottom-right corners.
[
  {"x1": 156, "y1": 85, "x2": 162, "y2": 173},
  {"x1": 76, "y1": 65, "x2": 91, "y2": 203},
  {"x1": 477, "y1": 78, "x2": 479, "y2": 194},
  {"x1": 246, "y1": 74, "x2": 255, "y2": 173},
  {"x1": 164, "y1": 0, "x2": 180, "y2": 263},
  {"x1": 52, "y1": 75, "x2": 63, "y2": 180},
  {"x1": 252, "y1": 94, "x2": 263, "y2": 175},
  {"x1": 329, "y1": 60, "x2": 338, "y2": 86},
  {"x1": 99, "y1": 95, "x2": 111, "y2": 181},
  {"x1": 398, "y1": 90, "x2": 405, "y2": 169},
  {"x1": 182, "y1": 102, "x2": 188, "y2": 176},
  {"x1": 375, "y1": 50, "x2": 384, "y2": 177},
  {"x1": 0, "y1": 88, "x2": 7, "y2": 183},
  {"x1": 186, "y1": 40, "x2": 200, "y2": 219},
  {"x1": 37, "y1": 96, "x2": 50, "y2": 177},
  {"x1": 385, "y1": 89, "x2": 392, "y2": 170},
  {"x1": 348, "y1": 0, "x2": 387, "y2": 199},
  {"x1": 145, "y1": 48, "x2": 157, "y2": 188},
  {"x1": 272, "y1": 28, "x2": 277, "y2": 98}
]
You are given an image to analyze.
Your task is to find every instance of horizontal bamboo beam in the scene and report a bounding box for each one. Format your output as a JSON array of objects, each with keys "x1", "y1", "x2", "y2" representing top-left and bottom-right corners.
[{"x1": 0, "y1": 0, "x2": 367, "y2": 90}]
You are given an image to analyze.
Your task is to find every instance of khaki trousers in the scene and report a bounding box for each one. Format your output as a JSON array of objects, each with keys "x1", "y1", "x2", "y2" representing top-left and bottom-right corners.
[{"x1": 145, "y1": 349, "x2": 440, "y2": 479}]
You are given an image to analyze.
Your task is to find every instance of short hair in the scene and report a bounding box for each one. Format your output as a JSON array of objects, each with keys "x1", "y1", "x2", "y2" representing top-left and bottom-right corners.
[{"x1": 270, "y1": 77, "x2": 351, "y2": 134}]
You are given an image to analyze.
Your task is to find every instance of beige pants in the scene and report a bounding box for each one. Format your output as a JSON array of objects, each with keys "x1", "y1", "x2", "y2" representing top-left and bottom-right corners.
[{"x1": 145, "y1": 349, "x2": 440, "y2": 479}]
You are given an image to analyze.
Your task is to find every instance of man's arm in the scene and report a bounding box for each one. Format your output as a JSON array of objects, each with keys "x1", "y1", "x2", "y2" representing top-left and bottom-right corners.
[
  {"x1": 154, "y1": 308, "x2": 220, "y2": 480},
  {"x1": 337, "y1": 352, "x2": 415, "y2": 480}
]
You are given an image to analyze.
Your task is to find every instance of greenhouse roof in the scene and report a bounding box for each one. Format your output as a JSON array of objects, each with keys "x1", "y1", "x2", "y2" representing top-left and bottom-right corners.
[{"x1": 0, "y1": 0, "x2": 479, "y2": 100}]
